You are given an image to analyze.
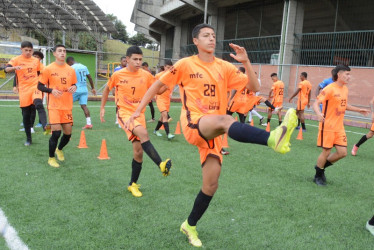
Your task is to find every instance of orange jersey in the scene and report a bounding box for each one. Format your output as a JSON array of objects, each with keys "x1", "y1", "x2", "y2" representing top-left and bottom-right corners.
[
  {"x1": 298, "y1": 80, "x2": 312, "y2": 104},
  {"x1": 8, "y1": 55, "x2": 41, "y2": 92},
  {"x1": 317, "y1": 82, "x2": 348, "y2": 132},
  {"x1": 107, "y1": 68, "x2": 154, "y2": 114},
  {"x1": 39, "y1": 62, "x2": 77, "y2": 110},
  {"x1": 228, "y1": 88, "x2": 252, "y2": 114},
  {"x1": 159, "y1": 55, "x2": 248, "y2": 124},
  {"x1": 271, "y1": 80, "x2": 284, "y2": 104},
  {"x1": 155, "y1": 71, "x2": 172, "y2": 102}
]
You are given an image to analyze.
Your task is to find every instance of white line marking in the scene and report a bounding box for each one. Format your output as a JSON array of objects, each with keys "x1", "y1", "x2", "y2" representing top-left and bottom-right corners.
[{"x1": 0, "y1": 208, "x2": 29, "y2": 250}]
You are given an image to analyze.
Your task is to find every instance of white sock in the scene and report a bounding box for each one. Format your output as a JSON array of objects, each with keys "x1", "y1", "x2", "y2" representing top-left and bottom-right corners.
[
  {"x1": 86, "y1": 117, "x2": 92, "y2": 125},
  {"x1": 247, "y1": 112, "x2": 252, "y2": 122},
  {"x1": 251, "y1": 109, "x2": 263, "y2": 119}
]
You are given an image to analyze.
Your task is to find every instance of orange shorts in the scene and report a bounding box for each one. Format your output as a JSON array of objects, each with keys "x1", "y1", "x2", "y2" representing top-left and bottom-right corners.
[
  {"x1": 19, "y1": 88, "x2": 43, "y2": 107},
  {"x1": 156, "y1": 95, "x2": 170, "y2": 113},
  {"x1": 228, "y1": 100, "x2": 247, "y2": 114},
  {"x1": 297, "y1": 99, "x2": 308, "y2": 111},
  {"x1": 370, "y1": 123, "x2": 374, "y2": 132},
  {"x1": 247, "y1": 96, "x2": 262, "y2": 111},
  {"x1": 118, "y1": 111, "x2": 146, "y2": 142},
  {"x1": 181, "y1": 114, "x2": 222, "y2": 165},
  {"x1": 48, "y1": 109, "x2": 73, "y2": 125},
  {"x1": 317, "y1": 130, "x2": 347, "y2": 149},
  {"x1": 269, "y1": 101, "x2": 283, "y2": 111}
]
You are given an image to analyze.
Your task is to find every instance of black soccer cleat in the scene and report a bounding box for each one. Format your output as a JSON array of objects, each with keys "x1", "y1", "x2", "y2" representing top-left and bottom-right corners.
[{"x1": 313, "y1": 176, "x2": 326, "y2": 186}]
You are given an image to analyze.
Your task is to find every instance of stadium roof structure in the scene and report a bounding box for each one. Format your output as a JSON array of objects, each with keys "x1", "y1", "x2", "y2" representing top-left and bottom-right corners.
[{"x1": 0, "y1": 0, "x2": 116, "y2": 47}]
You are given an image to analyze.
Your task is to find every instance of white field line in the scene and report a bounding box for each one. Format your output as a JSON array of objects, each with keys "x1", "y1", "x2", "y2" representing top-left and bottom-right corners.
[{"x1": 0, "y1": 208, "x2": 29, "y2": 250}]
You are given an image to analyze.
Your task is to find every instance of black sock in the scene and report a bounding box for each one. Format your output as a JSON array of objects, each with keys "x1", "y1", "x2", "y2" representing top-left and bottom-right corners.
[
  {"x1": 187, "y1": 190, "x2": 213, "y2": 226},
  {"x1": 356, "y1": 135, "x2": 368, "y2": 147},
  {"x1": 264, "y1": 100, "x2": 276, "y2": 109},
  {"x1": 238, "y1": 113, "x2": 245, "y2": 123},
  {"x1": 267, "y1": 118, "x2": 271, "y2": 124},
  {"x1": 228, "y1": 121, "x2": 269, "y2": 145},
  {"x1": 369, "y1": 216, "x2": 374, "y2": 226},
  {"x1": 315, "y1": 165, "x2": 324, "y2": 177},
  {"x1": 155, "y1": 121, "x2": 163, "y2": 131},
  {"x1": 58, "y1": 134, "x2": 71, "y2": 150},
  {"x1": 21, "y1": 106, "x2": 33, "y2": 142},
  {"x1": 141, "y1": 140, "x2": 162, "y2": 166},
  {"x1": 149, "y1": 102, "x2": 155, "y2": 119},
  {"x1": 324, "y1": 160, "x2": 333, "y2": 169},
  {"x1": 49, "y1": 130, "x2": 61, "y2": 157},
  {"x1": 298, "y1": 118, "x2": 301, "y2": 127},
  {"x1": 279, "y1": 120, "x2": 282, "y2": 125},
  {"x1": 34, "y1": 99, "x2": 47, "y2": 128},
  {"x1": 163, "y1": 122, "x2": 170, "y2": 135},
  {"x1": 129, "y1": 159, "x2": 142, "y2": 185},
  {"x1": 301, "y1": 122, "x2": 306, "y2": 130}
]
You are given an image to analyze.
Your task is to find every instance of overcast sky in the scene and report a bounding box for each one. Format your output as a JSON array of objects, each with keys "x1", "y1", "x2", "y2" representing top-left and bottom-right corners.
[{"x1": 93, "y1": 0, "x2": 137, "y2": 36}]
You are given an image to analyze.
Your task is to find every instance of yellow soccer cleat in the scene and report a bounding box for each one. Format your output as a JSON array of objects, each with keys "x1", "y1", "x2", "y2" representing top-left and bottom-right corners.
[
  {"x1": 55, "y1": 149, "x2": 65, "y2": 161},
  {"x1": 127, "y1": 183, "x2": 142, "y2": 197},
  {"x1": 159, "y1": 159, "x2": 172, "y2": 176},
  {"x1": 180, "y1": 220, "x2": 202, "y2": 247},
  {"x1": 43, "y1": 125, "x2": 51, "y2": 136},
  {"x1": 267, "y1": 108, "x2": 298, "y2": 154},
  {"x1": 48, "y1": 157, "x2": 60, "y2": 168}
]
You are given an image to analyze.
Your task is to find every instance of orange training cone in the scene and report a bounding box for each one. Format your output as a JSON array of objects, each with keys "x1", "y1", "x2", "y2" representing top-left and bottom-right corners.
[
  {"x1": 77, "y1": 130, "x2": 88, "y2": 148},
  {"x1": 250, "y1": 120, "x2": 254, "y2": 126},
  {"x1": 97, "y1": 139, "x2": 110, "y2": 160},
  {"x1": 222, "y1": 133, "x2": 229, "y2": 148},
  {"x1": 235, "y1": 116, "x2": 238, "y2": 121},
  {"x1": 296, "y1": 128, "x2": 303, "y2": 140},
  {"x1": 160, "y1": 124, "x2": 164, "y2": 130},
  {"x1": 265, "y1": 122, "x2": 271, "y2": 132},
  {"x1": 174, "y1": 121, "x2": 181, "y2": 135}
]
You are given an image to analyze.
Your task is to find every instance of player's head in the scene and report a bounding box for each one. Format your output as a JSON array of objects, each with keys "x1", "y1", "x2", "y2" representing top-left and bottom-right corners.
[
  {"x1": 271, "y1": 73, "x2": 278, "y2": 82},
  {"x1": 192, "y1": 23, "x2": 216, "y2": 54},
  {"x1": 53, "y1": 44, "x2": 67, "y2": 63},
  {"x1": 159, "y1": 65, "x2": 165, "y2": 72},
  {"x1": 164, "y1": 59, "x2": 173, "y2": 71},
  {"x1": 332, "y1": 64, "x2": 351, "y2": 84},
  {"x1": 20, "y1": 41, "x2": 33, "y2": 58},
  {"x1": 120, "y1": 56, "x2": 127, "y2": 67},
  {"x1": 239, "y1": 67, "x2": 245, "y2": 73},
  {"x1": 126, "y1": 46, "x2": 143, "y2": 71},
  {"x1": 32, "y1": 51, "x2": 44, "y2": 61},
  {"x1": 66, "y1": 56, "x2": 75, "y2": 66},
  {"x1": 300, "y1": 72, "x2": 307, "y2": 80},
  {"x1": 141, "y1": 61, "x2": 149, "y2": 69}
]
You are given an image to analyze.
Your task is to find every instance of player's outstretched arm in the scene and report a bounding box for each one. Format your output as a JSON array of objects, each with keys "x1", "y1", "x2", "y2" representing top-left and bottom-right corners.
[
  {"x1": 228, "y1": 43, "x2": 259, "y2": 92},
  {"x1": 346, "y1": 104, "x2": 370, "y2": 116},
  {"x1": 313, "y1": 99, "x2": 324, "y2": 122},
  {"x1": 125, "y1": 80, "x2": 165, "y2": 129},
  {"x1": 100, "y1": 85, "x2": 111, "y2": 122}
]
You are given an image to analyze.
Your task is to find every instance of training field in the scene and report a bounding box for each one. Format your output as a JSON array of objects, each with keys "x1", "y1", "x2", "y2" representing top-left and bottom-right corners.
[{"x1": 0, "y1": 100, "x2": 373, "y2": 249}]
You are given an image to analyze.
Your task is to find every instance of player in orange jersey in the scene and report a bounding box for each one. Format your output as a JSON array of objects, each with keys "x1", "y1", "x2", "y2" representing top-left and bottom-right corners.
[
  {"x1": 100, "y1": 46, "x2": 172, "y2": 198},
  {"x1": 153, "y1": 59, "x2": 175, "y2": 140},
  {"x1": 312, "y1": 65, "x2": 369, "y2": 186},
  {"x1": 351, "y1": 95, "x2": 374, "y2": 156},
  {"x1": 289, "y1": 72, "x2": 312, "y2": 131},
  {"x1": 38, "y1": 44, "x2": 77, "y2": 168},
  {"x1": 5, "y1": 41, "x2": 48, "y2": 146},
  {"x1": 125, "y1": 24, "x2": 297, "y2": 247},
  {"x1": 266, "y1": 73, "x2": 284, "y2": 126}
]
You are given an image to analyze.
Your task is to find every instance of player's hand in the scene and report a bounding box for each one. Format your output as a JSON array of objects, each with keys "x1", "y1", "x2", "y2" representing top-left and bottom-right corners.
[
  {"x1": 91, "y1": 88, "x2": 97, "y2": 96},
  {"x1": 13, "y1": 86, "x2": 18, "y2": 94},
  {"x1": 100, "y1": 108, "x2": 105, "y2": 123},
  {"x1": 51, "y1": 89, "x2": 63, "y2": 97},
  {"x1": 358, "y1": 109, "x2": 370, "y2": 116},
  {"x1": 68, "y1": 85, "x2": 77, "y2": 93},
  {"x1": 14, "y1": 66, "x2": 21, "y2": 70},
  {"x1": 288, "y1": 98, "x2": 292, "y2": 103},
  {"x1": 229, "y1": 43, "x2": 249, "y2": 63},
  {"x1": 124, "y1": 111, "x2": 140, "y2": 130},
  {"x1": 317, "y1": 112, "x2": 325, "y2": 122}
]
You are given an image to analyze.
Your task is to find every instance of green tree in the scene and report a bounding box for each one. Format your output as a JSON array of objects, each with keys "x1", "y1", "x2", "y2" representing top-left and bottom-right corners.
[
  {"x1": 128, "y1": 33, "x2": 153, "y2": 47},
  {"x1": 106, "y1": 14, "x2": 129, "y2": 43}
]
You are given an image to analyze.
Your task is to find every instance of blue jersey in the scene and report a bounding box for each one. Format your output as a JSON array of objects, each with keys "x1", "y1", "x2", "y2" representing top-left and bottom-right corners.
[
  {"x1": 319, "y1": 77, "x2": 333, "y2": 89},
  {"x1": 71, "y1": 63, "x2": 90, "y2": 92},
  {"x1": 114, "y1": 66, "x2": 123, "y2": 72}
]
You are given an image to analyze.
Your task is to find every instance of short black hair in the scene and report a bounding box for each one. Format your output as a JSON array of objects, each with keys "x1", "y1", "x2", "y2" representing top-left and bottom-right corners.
[
  {"x1": 332, "y1": 65, "x2": 350, "y2": 81},
  {"x1": 301, "y1": 72, "x2": 307, "y2": 78},
  {"x1": 160, "y1": 66, "x2": 165, "y2": 71},
  {"x1": 239, "y1": 67, "x2": 245, "y2": 73},
  {"x1": 126, "y1": 46, "x2": 143, "y2": 57},
  {"x1": 120, "y1": 56, "x2": 126, "y2": 61},
  {"x1": 33, "y1": 51, "x2": 44, "y2": 59},
  {"x1": 53, "y1": 44, "x2": 66, "y2": 52},
  {"x1": 66, "y1": 56, "x2": 75, "y2": 64},
  {"x1": 142, "y1": 62, "x2": 148, "y2": 67},
  {"x1": 164, "y1": 59, "x2": 173, "y2": 66},
  {"x1": 271, "y1": 73, "x2": 277, "y2": 77},
  {"x1": 21, "y1": 41, "x2": 33, "y2": 49},
  {"x1": 192, "y1": 23, "x2": 215, "y2": 39}
]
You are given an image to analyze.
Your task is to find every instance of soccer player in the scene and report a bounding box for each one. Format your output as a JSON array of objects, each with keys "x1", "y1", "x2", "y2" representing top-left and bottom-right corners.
[
  {"x1": 367, "y1": 215, "x2": 374, "y2": 236},
  {"x1": 142, "y1": 61, "x2": 156, "y2": 122},
  {"x1": 100, "y1": 46, "x2": 172, "y2": 198},
  {"x1": 267, "y1": 73, "x2": 284, "y2": 125},
  {"x1": 38, "y1": 44, "x2": 77, "y2": 168},
  {"x1": 66, "y1": 57, "x2": 96, "y2": 129},
  {"x1": 113, "y1": 56, "x2": 127, "y2": 126},
  {"x1": 312, "y1": 65, "x2": 369, "y2": 186},
  {"x1": 247, "y1": 71, "x2": 264, "y2": 125},
  {"x1": 289, "y1": 72, "x2": 312, "y2": 131},
  {"x1": 351, "y1": 96, "x2": 374, "y2": 155},
  {"x1": 316, "y1": 75, "x2": 334, "y2": 111},
  {"x1": 125, "y1": 23, "x2": 297, "y2": 247},
  {"x1": 5, "y1": 41, "x2": 48, "y2": 145},
  {"x1": 153, "y1": 59, "x2": 175, "y2": 139}
]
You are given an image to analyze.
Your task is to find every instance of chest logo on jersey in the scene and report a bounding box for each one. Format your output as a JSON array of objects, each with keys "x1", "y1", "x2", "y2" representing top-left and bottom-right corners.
[
  {"x1": 334, "y1": 94, "x2": 341, "y2": 97},
  {"x1": 51, "y1": 73, "x2": 59, "y2": 77},
  {"x1": 119, "y1": 79, "x2": 128, "y2": 84},
  {"x1": 189, "y1": 72, "x2": 203, "y2": 79}
]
